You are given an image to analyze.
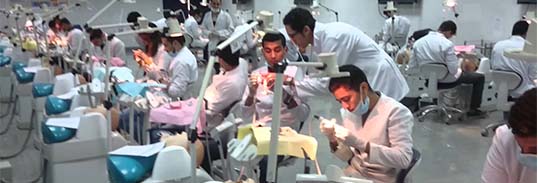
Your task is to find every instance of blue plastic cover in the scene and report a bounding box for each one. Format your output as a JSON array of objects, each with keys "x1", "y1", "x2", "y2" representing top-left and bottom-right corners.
[
  {"x1": 107, "y1": 155, "x2": 157, "y2": 183},
  {"x1": 14, "y1": 68, "x2": 35, "y2": 84},
  {"x1": 11, "y1": 62, "x2": 27, "y2": 72},
  {"x1": 0, "y1": 56, "x2": 11, "y2": 67},
  {"x1": 33, "y1": 83, "x2": 54, "y2": 98},
  {"x1": 45, "y1": 96, "x2": 72, "y2": 115},
  {"x1": 41, "y1": 121, "x2": 77, "y2": 144}
]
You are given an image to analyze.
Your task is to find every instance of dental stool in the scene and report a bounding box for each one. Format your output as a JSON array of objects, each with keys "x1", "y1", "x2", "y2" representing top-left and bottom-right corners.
[
  {"x1": 481, "y1": 70, "x2": 522, "y2": 137},
  {"x1": 143, "y1": 146, "x2": 213, "y2": 183},
  {"x1": 414, "y1": 63, "x2": 465, "y2": 124},
  {"x1": 43, "y1": 112, "x2": 109, "y2": 183}
]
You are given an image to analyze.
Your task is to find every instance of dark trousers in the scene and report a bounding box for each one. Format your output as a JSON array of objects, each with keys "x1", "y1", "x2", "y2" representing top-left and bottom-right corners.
[
  {"x1": 203, "y1": 45, "x2": 220, "y2": 74},
  {"x1": 258, "y1": 156, "x2": 285, "y2": 183},
  {"x1": 438, "y1": 72, "x2": 485, "y2": 110}
]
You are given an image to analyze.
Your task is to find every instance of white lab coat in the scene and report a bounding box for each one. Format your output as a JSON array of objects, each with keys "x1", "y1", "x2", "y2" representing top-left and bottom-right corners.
[
  {"x1": 201, "y1": 10, "x2": 235, "y2": 53},
  {"x1": 66, "y1": 28, "x2": 85, "y2": 56},
  {"x1": 336, "y1": 93, "x2": 413, "y2": 183},
  {"x1": 241, "y1": 65, "x2": 309, "y2": 129},
  {"x1": 382, "y1": 15, "x2": 411, "y2": 47},
  {"x1": 90, "y1": 37, "x2": 126, "y2": 61},
  {"x1": 185, "y1": 16, "x2": 208, "y2": 48},
  {"x1": 302, "y1": 22, "x2": 409, "y2": 101},
  {"x1": 409, "y1": 31, "x2": 462, "y2": 83},
  {"x1": 167, "y1": 46, "x2": 198, "y2": 99},
  {"x1": 481, "y1": 125, "x2": 537, "y2": 183},
  {"x1": 491, "y1": 36, "x2": 537, "y2": 98},
  {"x1": 205, "y1": 59, "x2": 248, "y2": 114}
]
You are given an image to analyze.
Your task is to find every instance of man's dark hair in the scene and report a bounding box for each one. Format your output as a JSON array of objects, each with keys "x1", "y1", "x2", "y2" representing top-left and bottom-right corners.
[
  {"x1": 215, "y1": 41, "x2": 240, "y2": 67},
  {"x1": 508, "y1": 88, "x2": 537, "y2": 137},
  {"x1": 512, "y1": 20, "x2": 529, "y2": 36},
  {"x1": 127, "y1": 11, "x2": 142, "y2": 23},
  {"x1": 438, "y1": 20, "x2": 457, "y2": 35},
  {"x1": 329, "y1": 65, "x2": 372, "y2": 93},
  {"x1": 48, "y1": 20, "x2": 56, "y2": 29},
  {"x1": 60, "y1": 18, "x2": 71, "y2": 25},
  {"x1": 89, "y1": 28, "x2": 104, "y2": 41},
  {"x1": 283, "y1": 8, "x2": 316, "y2": 33},
  {"x1": 410, "y1": 28, "x2": 433, "y2": 41},
  {"x1": 261, "y1": 32, "x2": 286, "y2": 48}
]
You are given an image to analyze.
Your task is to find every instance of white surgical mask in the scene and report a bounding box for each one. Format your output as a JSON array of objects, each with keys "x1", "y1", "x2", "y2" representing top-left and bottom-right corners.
[
  {"x1": 211, "y1": 7, "x2": 220, "y2": 13},
  {"x1": 351, "y1": 89, "x2": 369, "y2": 116}
]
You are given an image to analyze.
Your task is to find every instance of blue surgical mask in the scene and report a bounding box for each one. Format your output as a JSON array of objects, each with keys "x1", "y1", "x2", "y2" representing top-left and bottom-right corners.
[
  {"x1": 352, "y1": 90, "x2": 369, "y2": 116},
  {"x1": 517, "y1": 146, "x2": 537, "y2": 169},
  {"x1": 167, "y1": 50, "x2": 178, "y2": 58}
]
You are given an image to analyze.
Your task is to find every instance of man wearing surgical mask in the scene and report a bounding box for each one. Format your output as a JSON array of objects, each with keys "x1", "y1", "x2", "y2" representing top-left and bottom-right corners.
[
  {"x1": 201, "y1": 0, "x2": 234, "y2": 65},
  {"x1": 481, "y1": 88, "x2": 537, "y2": 183},
  {"x1": 319, "y1": 65, "x2": 413, "y2": 183},
  {"x1": 89, "y1": 28, "x2": 126, "y2": 63},
  {"x1": 161, "y1": 34, "x2": 198, "y2": 99}
]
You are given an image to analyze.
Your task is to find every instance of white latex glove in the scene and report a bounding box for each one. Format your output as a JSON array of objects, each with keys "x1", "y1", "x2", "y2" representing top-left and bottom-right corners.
[
  {"x1": 334, "y1": 124, "x2": 367, "y2": 152},
  {"x1": 319, "y1": 117, "x2": 337, "y2": 142}
]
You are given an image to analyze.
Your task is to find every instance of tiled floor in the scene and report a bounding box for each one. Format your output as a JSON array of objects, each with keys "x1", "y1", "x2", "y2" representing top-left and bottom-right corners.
[{"x1": 0, "y1": 53, "x2": 496, "y2": 183}]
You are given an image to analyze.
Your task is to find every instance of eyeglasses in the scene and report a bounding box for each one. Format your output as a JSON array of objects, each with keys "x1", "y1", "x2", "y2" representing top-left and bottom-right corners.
[{"x1": 288, "y1": 31, "x2": 300, "y2": 39}]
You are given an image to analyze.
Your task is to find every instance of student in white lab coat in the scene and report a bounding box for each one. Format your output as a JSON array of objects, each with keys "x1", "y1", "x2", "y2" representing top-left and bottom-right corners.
[
  {"x1": 481, "y1": 88, "x2": 536, "y2": 183},
  {"x1": 381, "y1": 1, "x2": 411, "y2": 50},
  {"x1": 204, "y1": 43, "x2": 247, "y2": 128},
  {"x1": 237, "y1": 20, "x2": 261, "y2": 71},
  {"x1": 201, "y1": 0, "x2": 234, "y2": 60},
  {"x1": 60, "y1": 18, "x2": 85, "y2": 56},
  {"x1": 319, "y1": 65, "x2": 413, "y2": 183},
  {"x1": 491, "y1": 20, "x2": 537, "y2": 99},
  {"x1": 89, "y1": 28, "x2": 126, "y2": 63},
  {"x1": 201, "y1": 43, "x2": 248, "y2": 172},
  {"x1": 243, "y1": 31, "x2": 310, "y2": 183},
  {"x1": 409, "y1": 20, "x2": 486, "y2": 116},
  {"x1": 282, "y1": 8, "x2": 409, "y2": 101},
  {"x1": 241, "y1": 32, "x2": 309, "y2": 129},
  {"x1": 161, "y1": 34, "x2": 198, "y2": 100},
  {"x1": 185, "y1": 6, "x2": 208, "y2": 49}
]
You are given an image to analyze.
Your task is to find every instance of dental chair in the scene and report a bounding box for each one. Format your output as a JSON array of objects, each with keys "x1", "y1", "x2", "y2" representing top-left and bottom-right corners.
[
  {"x1": 414, "y1": 63, "x2": 465, "y2": 124},
  {"x1": 480, "y1": 70, "x2": 522, "y2": 137},
  {"x1": 143, "y1": 146, "x2": 213, "y2": 183},
  {"x1": 476, "y1": 58, "x2": 497, "y2": 110},
  {"x1": 42, "y1": 112, "x2": 109, "y2": 183}
]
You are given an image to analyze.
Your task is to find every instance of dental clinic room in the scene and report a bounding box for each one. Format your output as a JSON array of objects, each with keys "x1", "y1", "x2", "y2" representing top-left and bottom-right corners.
[{"x1": 0, "y1": 0, "x2": 536, "y2": 182}]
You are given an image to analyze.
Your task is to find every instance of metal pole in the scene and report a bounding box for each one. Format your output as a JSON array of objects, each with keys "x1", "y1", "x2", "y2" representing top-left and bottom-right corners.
[
  {"x1": 266, "y1": 63, "x2": 285, "y2": 182},
  {"x1": 188, "y1": 21, "x2": 259, "y2": 182},
  {"x1": 86, "y1": 0, "x2": 117, "y2": 26}
]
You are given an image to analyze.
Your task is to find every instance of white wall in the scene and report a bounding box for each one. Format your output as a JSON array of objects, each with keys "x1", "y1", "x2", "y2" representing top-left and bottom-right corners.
[
  {"x1": 251, "y1": 0, "x2": 536, "y2": 45},
  {"x1": 2, "y1": 0, "x2": 535, "y2": 46},
  {"x1": 61, "y1": 0, "x2": 164, "y2": 47}
]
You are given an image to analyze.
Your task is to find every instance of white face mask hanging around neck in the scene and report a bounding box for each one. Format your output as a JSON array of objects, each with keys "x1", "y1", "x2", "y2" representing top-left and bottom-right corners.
[{"x1": 211, "y1": 7, "x2": 220, "y2": 14}]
